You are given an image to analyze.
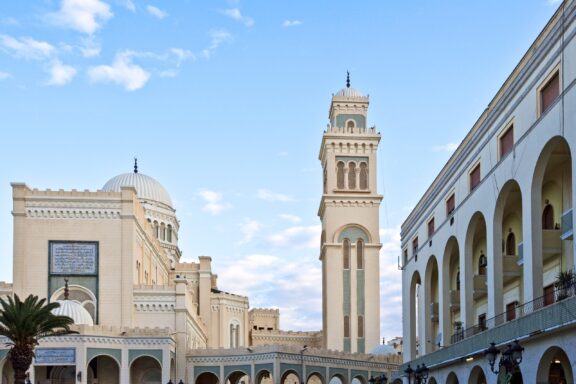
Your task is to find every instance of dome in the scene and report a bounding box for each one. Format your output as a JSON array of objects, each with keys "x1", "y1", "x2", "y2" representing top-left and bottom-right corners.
[
  {"x1": 370, "y1": 344, "x2": 397, "y2": 356},
  {"x1": 334, "y1": 87, "x2": 364, "y2": 98},
  {"x1": 52, "y1": 300, "x2": 94, "y2": 326},
  {"x1": 102, "y1": 172, "x2": 173, "y2": 207}
]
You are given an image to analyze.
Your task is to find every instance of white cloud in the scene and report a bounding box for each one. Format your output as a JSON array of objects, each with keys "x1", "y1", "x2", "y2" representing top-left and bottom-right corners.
[
  {"x1": 124, "y1": 0, "x2": 136, "y2": 12},
  {"x1": 237, "y1": 218, "x2": 261, "y2": 245},
  {"x1": 0, "y1": 71, "x2": 11, "y2": 80},
  {"x1": 47, "y1": 0, "x2": 113, "y2": 35},
  {"x1": 222, "y1": 8, "x2": 254, "y2": 27},
  {"x1": 279, "y1": 214, "x2": 301, "y2": 223},
  {"x1": 146, "y1": 5, "x2": 167, "y2": 19},
  {"x1": 198, "y1": 189, "x2": 229, "y2": 215},
  {"x1": 46, "y1": 60, "x2": 77, "y2": 85},
  {"x1": 201, "y1": 29, "x2": 233, "y2": 59},
  {"x1": 378, "y1": 226, "x2": 403, "y2": 339},
  {"x1": 0, "y1": 35, "x2": 55, "y2": 60},
  {"x1": 268, "y1": 225, "x2": 321, "y2": 249},
  {"x1": 169, "y1": 48, "x2": 195, "y2": 64},
  {"x1": 257, "y1": 189, "x2": 295, "y2": 202},
  {"x1": 432, "y1": 142, "x2": 459, "y2": 152},
  {"x1": 283, "y1": 20, "x2": 302, "y2": 27},
  {"x1": 88, "y1": 52, "x2": 150, "y2": 91},
  {"x1": 80, "y1": 36, "x2": 101, "y2": 57}
]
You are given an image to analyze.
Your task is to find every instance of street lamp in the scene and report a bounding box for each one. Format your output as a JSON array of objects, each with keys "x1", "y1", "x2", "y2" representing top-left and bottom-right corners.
[
  {"x1": 484, "y1": 340, "x2": 523, "y2": 375},
  {"x1": 368, "y1": 373, "x2": 388, "y2": 384},
  {"x1": 404, "y1": 363, "x2": 429, "y2": 384}
]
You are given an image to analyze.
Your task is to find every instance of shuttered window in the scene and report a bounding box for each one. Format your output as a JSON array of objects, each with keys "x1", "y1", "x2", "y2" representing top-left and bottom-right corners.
[
  {"x1": 446, "y1": 194, "x2": 455, "y2": 215},
  {"x1": 540, "y1": 71, "x2": 559, "y2": 114},
  {"x1": 470, "y1": 164, "x2": 481, "y2": 191},
  {"x1": 499, "y1": 126, "x2": 514, "y2": 158}
]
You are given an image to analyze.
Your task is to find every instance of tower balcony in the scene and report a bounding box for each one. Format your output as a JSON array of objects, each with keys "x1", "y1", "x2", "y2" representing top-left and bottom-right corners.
[{"x1": 324, "y1": 125, "x2": 378, "y2": 135}]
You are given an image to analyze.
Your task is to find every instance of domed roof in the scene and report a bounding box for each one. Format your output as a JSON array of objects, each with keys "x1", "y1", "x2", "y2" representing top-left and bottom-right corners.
[
  {"x1": 102, "y1": 171, "x2": 173, "y2": 207},
  {"x1": 52, "y1": 300, "x2": 94, "y2": 326},
  {"x1": 370, "y1": 344, "x2": 397, "y2": 356},
  {"x1": 334, "y1": 87, "x2": 364, "y2": 98}
]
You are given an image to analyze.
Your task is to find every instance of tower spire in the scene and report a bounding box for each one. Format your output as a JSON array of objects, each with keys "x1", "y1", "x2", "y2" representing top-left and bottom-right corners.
[
  {"x1": 134, "y1": 157, "x2": 138, "y2": 174},
  {"x1": 346, "y1": 71, "x2": 350, "y2": 88}
]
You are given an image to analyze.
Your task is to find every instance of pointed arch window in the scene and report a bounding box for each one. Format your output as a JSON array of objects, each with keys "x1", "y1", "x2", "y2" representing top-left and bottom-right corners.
[
  {"x1": 542, "y1": 202, "x2": 554, "y2": 230},
  {"x1": 348, "y1": 162, "x2": 357, "y2": 189},
  {"x1": 343, "y1": 239, "x2": 351, "y2": 269},
  {"x1": 356, "y1": 239, "x2": 364, "y2": 269},
  {"x1": 359, "y1": 162, "x2": 368, "y2": 190},
  {"x1": 344, "y1": 315, "x2": 350, "y2": 338},
  {"x1": 160, "y1": 223, "x2": 166, "y2": 241},
  {"x1": 347, "y1": 120, "x2": 355, "y2": 132},
  {"x1": 506, "y1": 231, "x2": 516, "y2": 256},
  {"x1": 337, "y1": 161, "x2": 345, "y2": 189},
  {"x1": 478, "y1": 251, "x2": 487, "y2": 275}
]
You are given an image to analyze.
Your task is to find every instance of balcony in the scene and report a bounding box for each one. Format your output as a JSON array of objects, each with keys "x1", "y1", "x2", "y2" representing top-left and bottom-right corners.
[
  {"x1": 430, "y1": 302, "x2": 439, "y2": 323},
  {"x1": 473, "y1": 274, "x2": 487, "y2": 299},
  {"x1": 542, "y1": 229, "x2": 562, "y2": 262},
  {"x1": 449, "y1": 290, "x2": 460, "y2": 312},
  {"x1": 503, "y1": 254, "x2": 522, "y2": 284},
  {"x1": 561, "y1": 208, "x2": 573, "y2": 240}
]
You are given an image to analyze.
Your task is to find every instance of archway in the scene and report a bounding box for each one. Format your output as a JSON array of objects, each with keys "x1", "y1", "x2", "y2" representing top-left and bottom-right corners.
[
  {"x1": 428, "y1": 378, "x2": 438, "y2": 384},
  {"x1": 442, "y1": 236, "x2": 461, "y2": 345},
  {"x1": 281, "y1": 371, "x2": 300, "y2": 384},
  {"x1": 196, "y1": 372, "x2": 220, "y2": 384},
  {"x1": 536, "y1": 346, "x2": 573, "y2": 384},
  {"x1": 468, "y1": 365, "x2": 487, "y2": 384},
  {"x1": 424, "y1": 256, "x2": 439, "y2": 353},
  {"x1": 226, "y1": 370, "x2": 250, "y2": 384},
  {"x1": 465, "y1": 212, "x2": 488, "y2": 334},
  {"x1": 329, "y1": 375, "x2": 345, "y2": 384},
  {"x1": 351, "y1": 376, "x2": 365, "y2": 384},
  {"x1": 446, "y1": 371, "x2": 459, "y2": 384},
  {"x1": 131, "y1": 355, "x2": 161, "y2": 384},
  {"x1": 307, "y1": 373, "x2": 324, "y2": 384},
  {"x1": 87, "y1": 354, "x2": 120, "y2": 384},
  {"x1": 409, "y1": 270, "x2": 422, "y2": 358},
  {"x1": 256, "y1": 370, "x2": 273, "y2": 384},
  {"x1": 497, "y1": 368, "x2": 523, "y2": 384}
]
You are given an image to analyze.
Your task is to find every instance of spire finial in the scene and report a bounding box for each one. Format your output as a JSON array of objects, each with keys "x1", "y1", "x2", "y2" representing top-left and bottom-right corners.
[
  {"x1": 64, "y1": 278, "x2": 69, "y2": 300},
  {"x1": 134, "y1": 157, "x2": 138, "y2": 174},
  {"x1": 346, "y1": 71, "x2": 350, "y2": 88}
]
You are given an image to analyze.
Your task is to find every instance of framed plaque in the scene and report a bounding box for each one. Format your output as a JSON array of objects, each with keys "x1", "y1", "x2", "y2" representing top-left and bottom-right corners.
[
  {"x1": 49, "y1": 241, "x2": 98, "y2": 276},
  {"x1": 35, "y1": 348, "x2": 76, "y2": 365}
]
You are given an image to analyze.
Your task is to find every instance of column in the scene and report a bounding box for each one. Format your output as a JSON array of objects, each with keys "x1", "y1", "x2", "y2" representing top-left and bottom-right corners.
[
  {"x1": 459, "y1": 240, "x2": 474, "y2": 329},
  {"x1": 161, "y1": 349, "x2": 171, "y2": 384},
  {"x1": 76, "y1": 347, "x2": 87, "y2": 384},
  {"x1": 121, "y1": 349, "x2": 129, "y2": 383},
  {"x1": 524, "y1": 184, "x2": 543, "y2": 303}
]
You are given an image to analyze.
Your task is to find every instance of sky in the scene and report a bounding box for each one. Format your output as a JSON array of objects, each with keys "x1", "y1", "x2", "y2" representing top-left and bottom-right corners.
[{"x1": 0, "y1": 0, "x2": 563, "y2": 344}]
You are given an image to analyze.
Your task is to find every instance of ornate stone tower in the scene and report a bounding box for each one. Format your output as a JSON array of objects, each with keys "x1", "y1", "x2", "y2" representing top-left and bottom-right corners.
[{"x1": 319, "y1": 75, "x2": 382, "y2": 353}]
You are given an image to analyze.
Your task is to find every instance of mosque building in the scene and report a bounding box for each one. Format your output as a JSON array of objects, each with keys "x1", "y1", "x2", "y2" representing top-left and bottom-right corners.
[{"x1": 0, "y1": 80, "x2": 400, "y2": 384}]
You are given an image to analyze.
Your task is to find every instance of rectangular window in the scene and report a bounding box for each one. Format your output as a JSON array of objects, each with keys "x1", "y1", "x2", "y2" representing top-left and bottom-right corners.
[
  {"x1": 470, "y1": 164, "x2": 481, "y2": 191},
  {"x1": 540, "y1": 71, "x2": 559, "y2": 114},
  {"x1": 544, "y1": 284, "x2": 555, "y2": 306},
  {"x1": 403, "y1": 249, "x2": 408, "y2": 264},
  {"x1": 412, "y1": 237, "x2": 418, "y2": 255},
  {"x1": 506, "y1": 302, "x2": 517, "y2": 321},
  {"x1": 446, "y1": 194, "x2": 455, "y2": 215},
  {"x1": 428, "y1": 218, "x2": 435, "y2": 239},
  {"x1": 499, "y1": 125, "x2": 514, "y2": 159}
]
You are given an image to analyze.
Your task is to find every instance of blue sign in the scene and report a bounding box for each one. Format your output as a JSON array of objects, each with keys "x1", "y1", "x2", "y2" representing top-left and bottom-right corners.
[{"x1": 35, "y1": 348, "x2": 76, "y2": 365}]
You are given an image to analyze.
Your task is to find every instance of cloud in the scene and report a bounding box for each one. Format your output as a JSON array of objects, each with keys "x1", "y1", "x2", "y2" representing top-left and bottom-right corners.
[
  {"x1": 0, "y1": 35, "x2": 55, "y2": 60},
  {"x1": 432, "y1": 142, "x2": 459, "y2": 152},
  {"x1": 201, "y1": 29, "x2": 233, "y2": 59},
  {"x1": 222, "y1": 8, "x2": 254, "y2": 27},
  {"x1": 279, "y1": 214, "x2": 301, "y2": 223},
  {"x1": 80, "y1": 36, "x2": 101, "y2": 57},
  {"x1": 0, "y1": 17, "x2": 19, "y2": 27},
  {"x1": 0, "y1": 71, "x2": 11, "y2": 80},
  {"x1": 123, "y1": 0, "x2": 136, "y2": 12},
  {"x1": 146, "y1": 5, "x2": 167, "y2": 19},
  {"x1": 169, "y1": 48, "x2": 195, "y2": 64},
  {"x1": 198, "y1": 189, "x2": 229, "y2": 215},
  {"x1": 268, "y1": 225, "x2": 321, "y2": 249},
  {"x1": 46, "y1": 60, "x2": 77, "y2": 85},
  {"x1": 237, "y1": 218, "x2": 261, "y2": 245},
  {"x1": 378, "y1": 226, "x2": 403, "y2": 339},
  {"x1": 283, "y1": 20, "x2": 302, "y2": 27},
  {"x1": 256, "y1": 189, "x2": 295, "y2": 202},
  {"x1": 47, "y1": 0, "x2": 113, "y2": 35},
  {"x1": 88, "y1": 52, "x2": 150, "y2": 90}
]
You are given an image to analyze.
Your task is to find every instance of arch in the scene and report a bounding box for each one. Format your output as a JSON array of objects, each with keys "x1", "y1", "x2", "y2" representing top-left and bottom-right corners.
[
  {"x1": 442, "y1": 236, "x2": 461, "y2": 346},
  {"x1": 409, "y1": 270, "x2": 422, "y2": 359},
  {"x1": 87, "y1": 354, "x2": 120, "y2": 384},
  {"x1": 542, "y1": 203, "x2": 555, "y2": 229},
  {"x1": 336, "y1": 224, "x2": 371, "y2": 243},
  {"x1": 329, "y1": 373, "x2": 346, "y2": 384},
  {"x1": 197, "y1": 372, "x2": 220, "y2": 384},
  {"x1": 256, "y1": 370, "x2": 273, "y2": 384},
  {"x1": 160, "y1": 222, "x2": 166, "y2": 241},
  {"x1": 428, "y1": 378, "x2": 438, "y2": 384},
  {"x1": 281, "y1": 370, "x2": 300, "y2": 384},
  {"x1": 337, "y1": 162, "x2": 345, "y2": 189},
  {"x1": 351, "y1": 377, "x2": 364, "y2": 384},
  {"x1": 356, "y1": 239, "x2": 364, "y2": 269},
  {"x1": 359, "y1": 162, "x2": 368, "y2": 190},
  {"x1": 424, "y1": 255, "x2": 439, "y2": 353},
  {"x1": 446, "y1": 371, "x2": 459, "y2": 384},
  {"x1": 467, "y1": 365, "x2": 487, "y2": 384},
  {"x1": 226, "y1": 370, "x2": 250, "y2": 384},
  {"x1": 346, "y1": 120, "x2": 356, "y2": 130},
  {"x1": 307, "y1": 372, "x2": 325, "y2": 384},
  {"x1": 348, "y1": 162, "x2": 357, "y2": 189},
  {"x1": 51, "y1": 284, "x2": 97, "y2": 323},
  {"x1": 465, "y1": 211, "x2": 488, "y2": 332},
  {"x1": 536, "y1": 345, "x2": 573, "y2": 384},
  {"x1": 343, "y1": 239, "x2": 351, "y2": 269}
]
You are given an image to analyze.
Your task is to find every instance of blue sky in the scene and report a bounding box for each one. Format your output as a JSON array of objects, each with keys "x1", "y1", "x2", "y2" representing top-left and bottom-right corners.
[{"x1": 0, "y1": 0, "x2": 562, "y2": 343}]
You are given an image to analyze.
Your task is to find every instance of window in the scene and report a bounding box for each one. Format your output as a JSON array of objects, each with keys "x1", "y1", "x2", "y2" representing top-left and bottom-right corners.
[
  {"x1": 153, "y1": 221, "x2": 159, "y2": 238},
  {"x1": 358, "y1": 315, "x2": 364, "y2": 338},
  {"x1": 356, "y1": 239, "x2": 364, "y2": 269},
  {"x1": 348, "y1": 162, "x2": 356, "y2": 189},
  {"x1": 478, "y1": 313, "x2": 487, "y2": 331},
  {"x1": 403, "y1": 249, "x2": 408, "y2": 264},
  {"x1": 427, "y1": 218, "x2": 435, "y2": 239},
  {"x1": 544, "y1": 284, "x2": 555, "y2": 306},
  {"x1": 478, "y1": 251, "x2": 487, "y2": 275},
  {"x1": 343, "y1": 239, "x2": 350, "y2": 269},
  {"x1": 540, "y1": 71, "x2": 559, "y2": 114},
  {"x1": 446, "y1": 194, "x2": 455, "y2": 215},
  {"x1": 499, "y1": 125, "x2": 514, "y2": 158},
  {"x1": 506, "y1": 302, "x2": 517, "y2": 321},
  {"x1": 344, "y1": 315, "x2": 350, "y2": 338},
  {"x1": 470, "y1": 163, "x2": 481, "y2": 191},
  {"x1": 347, "y1": 120, "x2": 355, "y2": 131},
  {"x1": 323, "y1": 168, "x2": 328, "y2": 193},
  {"x1": 506, "y1": 231, "x2": 516, "y2": 256},
  {"x1": 167, "y1": 224, "x2": 172, "y2": 243},
  {"x1": 337, "y1": 162, "x2": 345, "y2": 189},
  {"x1": 542, "y1": 202, "x2": 554, "y2": 230},
  {"x1": 359, "y1": 162, "x2": 368, "y2": 190},
  {"x1": 456, "y1": 270, "x2": 461, "y2": 291},
  {"x1": 160, "y1": 223, "x2": 166, "y2": 241}
]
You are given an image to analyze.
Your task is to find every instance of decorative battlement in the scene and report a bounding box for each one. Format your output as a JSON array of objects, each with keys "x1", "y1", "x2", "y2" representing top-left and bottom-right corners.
[
  {"x1": 324, "y1": 126, "x2": 378, "y2": 135},
  {"x1": 69, "y1": 324, "x2": 173, "y2": 337}
]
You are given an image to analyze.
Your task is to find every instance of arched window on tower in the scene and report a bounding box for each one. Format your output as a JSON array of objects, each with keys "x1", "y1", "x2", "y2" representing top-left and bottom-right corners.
[
  {"x1": 153, "y1": 221, "x2": 159, "y2": 238},
  {"x1": 167, "y1": 224, "x2": 172, "y2": 243},
  {"x1": 506, "y1": 231, "x2": 516, "y2": 256},
  {"x1": 542, "y1": 201, "x2": 554, "y2": 229},
  {"x1": 356, "y1": 239, "x2": 364, "y2": 269},
  {"x1": 344, "y1": 315, "x2": 350, "y2": 338},
  {"x1": 358, "y1": 315, "x2": 364, "y2": 338},
  {"x1": 478, "y1": 251, "x2": 487, "y2": 275},
  {"x1": 359, "y1": 162, "x2": 368, "y2": 190},
  {"x1": 347, "y1": 120, "x2": 355, "y2": 132},
  {"x1": 348, "y1": 162, "x2": 356, "y2": 189},
  {"x1": 323, "y1": 168, "x2": 328, "y2": 193},
  {"x1": 337, "y1": 161, "x2": 345, "y2": 189},
  {"x1": 343, "y1": 239, "x2": 350, "y2": 269},
  {"x1": 160, "y1": 223, "x2": 166, "y2": 241}
]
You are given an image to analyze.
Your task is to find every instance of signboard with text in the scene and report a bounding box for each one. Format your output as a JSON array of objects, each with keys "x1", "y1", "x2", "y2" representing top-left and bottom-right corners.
[
  {"x1": 49, "y1": 241, "x2": 98, "y2": 275},
  {"x1": 35, "y1": 348, "x2": 76, "y2": 365}
]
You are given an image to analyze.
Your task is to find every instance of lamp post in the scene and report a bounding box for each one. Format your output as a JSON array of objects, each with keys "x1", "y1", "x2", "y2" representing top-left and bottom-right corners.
[
  {"x1": 368, "y1": 373, "x2": 388, "y2": 384},
  {"x1": 484, "y1": 340, "x2": 523, "y2": 376},
  {"x1": 404, "y1": 363, "x2": 429, "y2": 384}
]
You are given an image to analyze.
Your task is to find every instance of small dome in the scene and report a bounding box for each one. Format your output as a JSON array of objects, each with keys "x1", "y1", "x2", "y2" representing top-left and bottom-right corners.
[
  {"x1": 370, "y1": 344, "x2": 397, "y2": 356},
  {"x1": 102, "y1": 172, "x2": 173, "y2": 207},
  {"x1": 52, "y1": 300, "x2": 94, "y2": 326},
  {"x1": 334, "y1": 87, "x2": 364, "y2": 98}
]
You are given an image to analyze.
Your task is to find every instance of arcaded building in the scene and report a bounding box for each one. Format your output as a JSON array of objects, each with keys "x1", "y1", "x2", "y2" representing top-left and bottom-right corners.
[{"x1": 400, "y1": 1, "x2": 576, "y2": 383}]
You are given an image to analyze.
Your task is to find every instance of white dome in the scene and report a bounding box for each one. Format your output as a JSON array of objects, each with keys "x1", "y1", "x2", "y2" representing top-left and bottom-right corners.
[
  {"x1": 370, "y1": 344, "x2": 397, "y2": 356},
  {"x1": 102, "y1": 172, "x2": 173, "y2": 207},
  {"x1": 334, "y1": 87, "x2": 364, "y2": 98},
  {"x1": 52, "y1": 300, "x2": 94, "y2": 326}
]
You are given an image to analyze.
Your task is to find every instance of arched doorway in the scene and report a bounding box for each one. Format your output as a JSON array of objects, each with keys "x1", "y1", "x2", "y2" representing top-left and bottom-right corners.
[
  {"x1": 131, "y1": 356, "x2": 161, "y2": 384},
  {"x1": 536, "y1": 346, "x2": 573, "y2": 384},
  {"x1": 465, "y1": 212, "x2": 488, "y2": 334},
  {"x1": 281, "y1": 371, "x2": 300, "y2": 384},
  {"x1": 307, "y1": 373, "x2": 324, "y2": 384},
  {"x1": 87, "y1": 355, "x2": 120, "y2": 384},
  {"x1": 256, "y1": 370, "x2": 273, "y2": 384},
  {"x1": 468, "y1": 365, "x2": 487, "y2": 384},
  {"x1": 196, "y1": 372, "x2": 220, "y2": 384},
  {"x1": 226, "y1": 370, "x2": 250, "y2": 384},
  {"x1": 446, "y1": 371, "x2": 459, "y2": 384},
  {"x1": 351, "y1": 376, "x2": 365, "y2": 384}
]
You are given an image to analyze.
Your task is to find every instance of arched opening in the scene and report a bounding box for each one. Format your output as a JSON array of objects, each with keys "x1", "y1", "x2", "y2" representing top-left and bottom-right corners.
[
  {"x1": 337, "y1": 162, "x2": 345, "y2": 189},
  {"x1": 357, "y1": 239, "x2": 364, "y2": 269},
  {"x1": 359, "y1": 162, "x2": 368, "y2": 190},
  {"x1": 130, "y1": 355, "x2": 161, "y2": 384},
  {"x1": 343, "y1": 239, "x2": 351, "y2": 269},
  {"x1": 348, "y1": 162, "x2": 357, "y2": 189},
  {"x1": 351, "y1": 377, "x2": 364, "y2": 384},
  {"x1": 197, "y1": 372, "x2": 220, "y2": 384},
  {"x1": 306, "y1": 373, "x2": 324, "y2": 384},
  {"x1": 536, "y1": 346, "x2": 573, "y2": 384},
  {"x1": 531, "y1": 136, "x2": 573, "y2": 306},
  {"x1": 229, "y1": 321, "x2": 240, "y2": 348},
  {"x1": 153, "y1": 221, "x2": 159, "y2": 238},
  {"x1": 256, "y1": 370, "x2": 273, "y2": 384},
  {"x1": 347, "y1": 120, "x2": 355, "y2": 131},
  {"x1": 468, "y1": 365, "x2": 487, "y2": 384},
  {"x1": 428, "y1": 378, "x2": 438, "y2": 384},
  {"x1": 167, "y1": 224, "x2": 173, "y2": 243},
  {"x1": 160, "y1": 223, "x2": 166, "y2": 241},
  {"x1": 466, "y1": 212, "x2": 488, "y2": 334},
  {"x1": 446, "y1": 371, "x2": 459, "y2": 384},
  {"x1": 329, "y1": 375, "x2": 345, "y2": 384},
  {"x1": 424, "y1": 256, "x2": 439, "y2": 353},
  {"x1": 226, "y1": 370, "x2": 250, "y2": 384},
  {"x1": 409, "y1": 271, "x2": 422, "y2": 359},
  {"x1": 281, "y1": 370, "x2": 300, "y2": 384},
  {"x1": 51, "y1": 284, "x2": 97, "y2": 323},
  {"x1": 87, "y1": 355, "x2": 120, "y2": 384},
  {"x1": 442, "y1": 237, "x2": 461, "y2": 346}
]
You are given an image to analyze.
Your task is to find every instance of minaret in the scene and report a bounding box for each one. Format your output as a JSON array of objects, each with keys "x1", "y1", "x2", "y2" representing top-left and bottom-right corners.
[{"x1": 318, "y1": 74, "x2": 382, "y2": 353}]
